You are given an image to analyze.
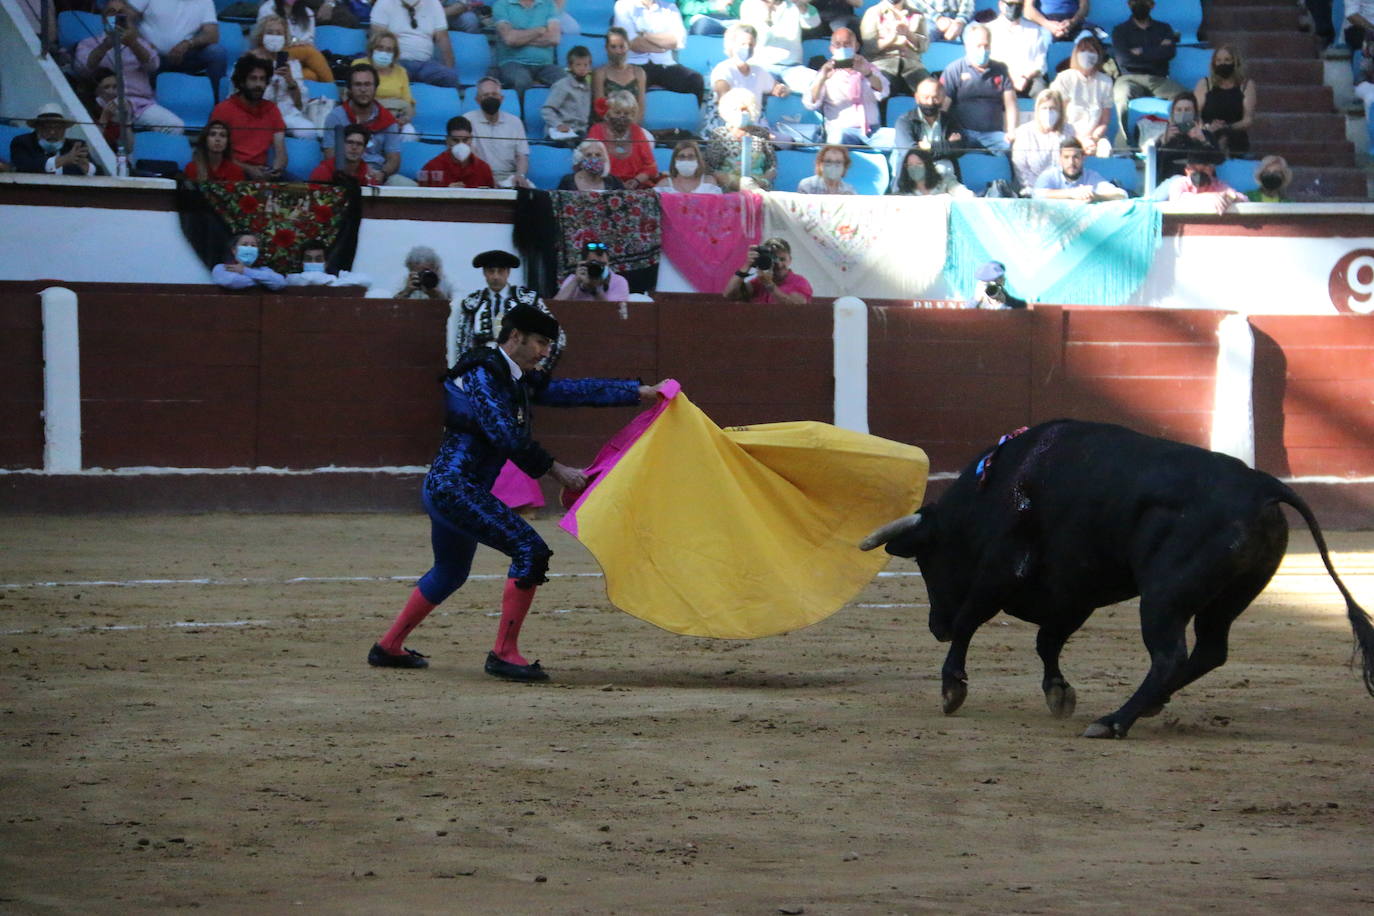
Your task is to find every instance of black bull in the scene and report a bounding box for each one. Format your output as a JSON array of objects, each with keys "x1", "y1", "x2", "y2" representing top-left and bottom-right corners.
[{"x1": 860, "y1": 420, "x2": 1374, "y2": 739}]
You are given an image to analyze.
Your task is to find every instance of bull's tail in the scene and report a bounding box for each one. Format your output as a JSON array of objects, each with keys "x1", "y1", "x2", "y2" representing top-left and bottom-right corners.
[{"x1": 1269, "y1": 480, "x2": 1374, "y2": 696}]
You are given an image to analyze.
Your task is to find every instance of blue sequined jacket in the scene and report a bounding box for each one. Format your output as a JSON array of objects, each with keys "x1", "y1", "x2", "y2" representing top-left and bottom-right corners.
[{"x1": 427, "y1": 347, "x2": 642, "y2": 493}]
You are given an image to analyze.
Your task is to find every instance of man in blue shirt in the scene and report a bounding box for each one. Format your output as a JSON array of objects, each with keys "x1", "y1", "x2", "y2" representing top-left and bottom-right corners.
[
  {"x1": 494, "y1": 0, "x2": 565, "y2": 93},
  {"x1": 1111, "y1": 0, "x2": 1183, "y2": 137},
  {"x1": 321, "y1": 63, "x2": 409, "y2": 185},
  {"x1": 1026, "y1": 0, "x2": 1088, "y2": 42},
  {"x1": 939, "y1": 24, "x2": 1017, "y2": 152},
  {"x1": 1032, "y1": 137, "x2": 1127, "y2": 200}
]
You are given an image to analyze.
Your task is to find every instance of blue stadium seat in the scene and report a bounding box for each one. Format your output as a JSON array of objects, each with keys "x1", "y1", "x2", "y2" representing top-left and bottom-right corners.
[
  {"x1": 283, "y1": 136, "x2": 323, "y2": 180},
  {"x1": 450, "y1": 31, "x2": 493, "y2": 87},
  {"x1": 57, "y1": 11, "x2": 102, "y2": 50},
  {"x1": 974, "y1": 0, "x2": 999, "y2": 12},
  {"x1": 400, "y1": 140, "x2": 446, "y2": 182},
  {"x1": 923, "y1": 41, "x2": 966, "y2": 75},
  {"x1": 214, "y1": 0, "x2": 241, "y2": 10},
  {"x1": 316, "y1": 25, "x2": 368, "y2": 57},
  {"x1": 885, "y1": 96, "x2": 914, "y2": 127},
  {"x1": 1156, "y1": 0, "x2": 1203, "y2": 44},
  {"x1": 303, "y1": 80, "x2": 341, "y2": 101},
  {"x1": 653, "y1": 145, "x2": 673, "y2": 174},
  {"x1": 527, "y1": 143, "x2": 573, "y2": 189},
  {"x1": 565, "y1": 0, "x2": 617, "y2": 35},
  {"x1": 0, "y1": 125, "x2": 25, "y2": 159},
  {"x1": 155, "y1": 72, "x2": 215, "y2": 128},
  {"x1": 1169, "y1": 46, "x2": 1212, "y2": 91},
  {"x1": 1046, "y1": 41, "x2": 1075, "y2": 76},
  {"x1": 560, "y1": 34, "x2": 608, "y2": 69},
  {"x1": 1091, "y1": 0, "x2": 1132, "y2": 32},
  {"x1": 1086, "y1": 155, "x2": 1141, "y2": 195},
  {"x1": 678, "y1": 34, "x2": 721, "y2": 74},
  {"x1": 764, "y1": 93, "x2": 822, "y2": 142},
  {"x1": 411, "y1": 83, "x2": 464, "y2": 141},
  {"x1": 1218, "y1": 158, "x2": 1260, "y2": 194},
  {"x1": 802, "y1": 38, "x2": 831, "y2": 64},
  {"x1": 641, "y1": 90, "x2": 701, "y2": 133},
  {"x1": 217, "y1": 23, "x2": 247, "y2": 62},
  {"x1": 131, "y1": 130, "x2": 192, "y2": 169},
  {"x1": 1126, "y1": 96, "x2": 1172, "y2": 144},
  {"x1": 772, "y1": 148, "x2": 816, "y2": 192},
  {"x1": 847, "y1": 149, "x2": 889, "y2": 195},
  {"x1": 957, "y1": 151, "x2": 1012, "y2": 194},
  {"x1": 523, "y1": 87, "x2": 550, "y2": 138}
]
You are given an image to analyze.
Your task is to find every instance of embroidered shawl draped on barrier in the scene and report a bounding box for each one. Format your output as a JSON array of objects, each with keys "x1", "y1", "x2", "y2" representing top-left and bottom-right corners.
[
  {"x1": 944, "y1": 199, "x2": 1162, "y2": 306},
  {"x1": 514, "y1": 189, "x2": 662, "y2": 296},
  {"x1": 559, "y1": 382, "x2": 929, "y2": 639},
  {"x1": 762, "y1": 193, "x2": 950, "y2": 299},
  {"x1": 658, "y1": 192, "x2": 763, "y2": 297},
  {"x1": 176, "y1": 180, "x2": 362, "y2": 275}
]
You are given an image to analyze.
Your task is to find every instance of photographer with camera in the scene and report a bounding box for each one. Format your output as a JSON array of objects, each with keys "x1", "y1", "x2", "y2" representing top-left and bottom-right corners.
[
  {"x1": 77, "y1": 1, "x2": 185, "y2": 138},
  {"x1": 555, "y1": 241, "x2": 630, "y2": 301},
  {"x1": 394, "y1": 246, "x2": 453, "y2": 300},
  {"x1": 724, "y1": 237, "x2": 813, "y2": 305},
  {"x1": 965, "y1": 260, "x2": 1026, "y2": 310}
]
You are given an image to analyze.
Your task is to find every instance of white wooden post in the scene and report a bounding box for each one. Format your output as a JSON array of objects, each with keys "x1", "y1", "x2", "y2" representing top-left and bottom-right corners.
[
  {"x1": 833, "y1": 296, "x2": 869, "y2": 433},
  {"x1": 41, "y1": 286, "x2": 82, "y2": 472},
  {"x1": 1211, "y1": 313, "x2": 1255, "y2": 466}
]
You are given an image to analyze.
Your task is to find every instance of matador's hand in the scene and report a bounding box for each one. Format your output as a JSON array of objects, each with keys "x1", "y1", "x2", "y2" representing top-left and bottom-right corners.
[{"x1": 549, "y1": 461, "x2": 587, "y2": 492}]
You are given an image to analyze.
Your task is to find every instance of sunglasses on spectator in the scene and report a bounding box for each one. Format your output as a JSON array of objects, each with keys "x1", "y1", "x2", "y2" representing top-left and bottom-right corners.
[{"x1": 585, "y1": 243, "x2": 608, "y2": 252}]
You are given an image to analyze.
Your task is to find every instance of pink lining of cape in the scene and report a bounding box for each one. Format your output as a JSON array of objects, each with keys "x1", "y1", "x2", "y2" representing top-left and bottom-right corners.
[
  {"x1": 492, "y1": 460, "x2": 545, "y2": 509},
  {"x1": 658, "y1": 193, "x2": 762, "y2": 294},
  {"x1": 558, "y1": 379, "x2": 682, "y2": 537}
]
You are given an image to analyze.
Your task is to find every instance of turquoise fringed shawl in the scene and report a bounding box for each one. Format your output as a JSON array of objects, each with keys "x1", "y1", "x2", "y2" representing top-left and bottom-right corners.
[{"x1": 944, "y1": 199, "x2": 1162, "y2": 305}]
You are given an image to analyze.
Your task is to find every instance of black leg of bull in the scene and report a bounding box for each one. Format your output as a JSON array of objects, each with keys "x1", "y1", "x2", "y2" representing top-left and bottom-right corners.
[
  {"x1": 1036, "y1": 611, "x2": 1091, "y2": 718},
  {"x1": 940, "y1": 603, "x2": 1002, "y2": 715},
  {"x1": 1084, "y1": 612, "x2": 1191, "y2": 738}
]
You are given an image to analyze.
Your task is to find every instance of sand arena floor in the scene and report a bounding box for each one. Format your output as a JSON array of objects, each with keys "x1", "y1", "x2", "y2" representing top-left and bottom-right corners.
[{"x1": 2, "y1": 514, "x2": 1373, "y2": 914}]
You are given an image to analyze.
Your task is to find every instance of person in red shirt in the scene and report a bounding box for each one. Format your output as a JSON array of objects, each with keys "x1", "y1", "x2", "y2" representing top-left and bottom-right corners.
[
  {"x1": 418, "y1": 116, "x2": 496, "y2": 188},
  {"x1": 184, "y1": 120, "x2": 247, "y2": 181},
  {"x1": 308, "y1": 124, "x2": 378, "y2": 185},
  {"x1": 208, "y1": 56, "x2": 287, "y2": 179},
  {"x1": 585, "y1": 90, "x2": 657, "y2": 189}
]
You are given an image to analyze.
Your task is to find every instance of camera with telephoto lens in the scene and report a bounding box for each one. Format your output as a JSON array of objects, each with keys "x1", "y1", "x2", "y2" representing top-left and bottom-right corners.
[
  {"x1": 107, "y1": 13, "x2": 127, "y2": 31},
  {"x1": 984, "y1": 281, "x2": 1004, "y2": 299},
  {"x1": 582, "y1": 260, "x2": 604, "y2": 280},
  {"x1": 754, "y1": 249, "x2": 773, "y2": 271},
  {"x1": 418, "y1": 269, "x2": 439, "y2": 290}
]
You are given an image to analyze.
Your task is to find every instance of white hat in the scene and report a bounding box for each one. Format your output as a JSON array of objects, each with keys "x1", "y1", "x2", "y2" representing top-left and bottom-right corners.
[{"x1": 28, "y1": 103, "x2": 73, "y2": 128}]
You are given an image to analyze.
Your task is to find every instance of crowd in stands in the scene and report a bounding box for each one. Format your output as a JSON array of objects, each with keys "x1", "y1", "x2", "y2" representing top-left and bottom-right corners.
[{"x1": 9, "y1": 0, "x2": 1363, "y2": 215}]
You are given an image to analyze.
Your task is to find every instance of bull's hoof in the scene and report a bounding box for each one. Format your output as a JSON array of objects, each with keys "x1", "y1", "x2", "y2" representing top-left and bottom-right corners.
[
  {"x1": 1045, "y1": 681, "x2": 1077, "y2": 719},
  {"x1": 942, "y1": 680, "x2": 967, "y2": 715},
  {"x1": 1081, "y1": 720, "x2": 1126, "y2": 739}
]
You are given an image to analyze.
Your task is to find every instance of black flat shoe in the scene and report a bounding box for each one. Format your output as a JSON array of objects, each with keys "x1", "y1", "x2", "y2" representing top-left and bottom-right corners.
[
  {"x1": 368, "y1": 643, "x2": 429, "y2": 668},
  {"x1": 484, "y1": 651, "x2": 550, "y2": 682}
]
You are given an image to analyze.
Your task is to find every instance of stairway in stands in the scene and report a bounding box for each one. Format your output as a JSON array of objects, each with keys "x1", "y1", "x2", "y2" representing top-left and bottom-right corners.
[{"x1": 1204, "y1": 0, "x2": 1365, "y2": 199}]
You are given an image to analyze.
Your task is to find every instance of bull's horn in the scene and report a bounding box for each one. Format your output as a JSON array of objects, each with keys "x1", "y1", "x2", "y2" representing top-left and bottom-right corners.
[{"x1": 859, "y1": 512, "x2": 922, "y2": 551}]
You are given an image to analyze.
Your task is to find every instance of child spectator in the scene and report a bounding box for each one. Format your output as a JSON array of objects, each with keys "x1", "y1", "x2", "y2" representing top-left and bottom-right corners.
[
  {"x1": 285, "y1": 238, "x2": 374, "y2": 287},
  {"x1": 213, "y1": 233, "x2": 288, "y2": 289},
  {"x1": 185, "y1": 120, "x2": 248, "y2": 180},
  {"x1": 419, "y1": 117, "x2": 497, "y2": 187},
  {"x1": 542, "y1": 45, "x2": 595, "y2": 141},
  {"x1": 797, "y1": 143, "x2": 856, "y2": 193}
]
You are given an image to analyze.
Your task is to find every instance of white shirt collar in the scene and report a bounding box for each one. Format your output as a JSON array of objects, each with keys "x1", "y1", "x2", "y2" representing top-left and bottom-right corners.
[{"x1": 499, "y1": 344, "x2": 523, "y2": 381}]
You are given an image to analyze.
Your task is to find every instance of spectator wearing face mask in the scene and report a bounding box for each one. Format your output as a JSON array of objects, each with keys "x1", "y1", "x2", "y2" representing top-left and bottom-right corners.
[
  {"x1": 612, "y1": 0, "x2": 706, "y2": 98},
  {"x1": 592, "y1": 28, "x2": 648, "y2": 123},
  {"x1": 285, "y1": 239, "x2": 374, "y2": 287},
  {"x1": 860, "y1": 0, "x2": 928, "y2": 97},
  {"x1": 1048, "y1": 33, "x2": 1113, "y2": 157},
  {"x1": 586, "y1": 91, "x2": 658, "y2": 188},
  {"x1": 1010, "y1": 88, "x2": 1074, "y2": 190},
  {"x1": 1149, "y1": 148, "x2": 1245, "y2": 214},
  {"x1": 356, "y1": 30, "x2": 416, "y2": 125},
  {"x1": 1246, "y1": 155, "x2": 1292, "y2": 203},
  {"x1": 11, "y1": 105, "x2": 95, "y2": 176},
  {"x1": 464, "y1": 78, "x2": 534, "y2": 188},
  {"x1": 1155, "y1": 91, "x2": 1216, "y2": 179},
  {"x1": 213, "y1": 233, "x2": 288, "y2": 290},
  {"x1": 558, "y1": 139, "x2": 625, "y2": 190},
  {"x1": 368, "y1": 0, "x2": 461, "y2": 87},
  {"x1": 704, "y1": 87, "x2": 778, "y2": 190},
  {"x1": 797, "y1": 144, "x2": 856, "y2": 193},
  {"x1": 739, "y1": 0, "x2": 821, "y2": 93},
  {"x1": 323, "y1": 63, "x2": 408, "y2": 185},
  {"x1": 1194, "y1": 45, "x2": 1255, "y2": 157},
  {"x1": 986, "y1": 0, "x2": 1050, "y2": 99},
  {"x1": 710, "y1": 23, "x2": 790, "y2": 119},
  {"x1": 940, "y1": 23, "x2": 1017, "y2": 152},
  {"x1": 655, "y1": 140, "x2": 723, "y2": 193},
  {"x1": 248, "y1": 15, "x2": 318, "y2": 140},
  {"x1": 1110, "y1": 0, "x2": 1181, "y2": 138},
  {"x1": 542, "y1": 46, "x2": 595, "y2": 142},
  {"x1": 892, "y1": 77, "x2": 971, "y2": 182},
  {"x1": 557, "y1": 240, "x2": 631, "y2": 300},
  {"x1": 891, "y1": 146, "x2": 973, "y2": 196},
  {"x1": 256, "y1": 0, "x2": 334, "y2": 82},
  {"x1": 420, "y1": 117, "x2": 496, "y2": 187},
  {"x1": 806, "y1": 27, "x2": 889, "y2": 147}
]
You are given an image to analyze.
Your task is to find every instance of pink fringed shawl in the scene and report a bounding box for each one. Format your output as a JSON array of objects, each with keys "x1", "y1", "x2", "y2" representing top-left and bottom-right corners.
[{"x1": 658, "y1": 192, "x2": 762, "y2": 294}]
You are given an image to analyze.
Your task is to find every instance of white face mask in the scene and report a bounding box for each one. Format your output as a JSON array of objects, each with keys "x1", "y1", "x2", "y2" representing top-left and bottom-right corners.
[
  {"x1": 451, "y1": 142, "x2": 471, "y2": 161},
  {"x1": 262, "y1": 34, "x2": 286, "y2": 53},
  {"x1": 1077, "y1": 51, "x2": 1099, "y2": 69},
  {"x1": 675, "y1": 158, "x2": 698, "y2": 177},
  {"x1": 1038, "y1": 108, "x2": 1060, "y2": 128},
  {"x1": 822, "y1": 162, "x2": 845, "y2": 181},
  {"x1": 732, "y1": 44, "x2": 751, "y2": 63}
]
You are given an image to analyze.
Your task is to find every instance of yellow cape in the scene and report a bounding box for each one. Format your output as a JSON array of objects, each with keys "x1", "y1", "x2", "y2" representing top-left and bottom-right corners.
[{"x1": 562, "y1": 391, "x2": 928, "y2": 638}]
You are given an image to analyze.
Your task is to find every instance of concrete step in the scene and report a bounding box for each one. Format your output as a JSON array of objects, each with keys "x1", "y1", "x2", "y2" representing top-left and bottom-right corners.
[
  {"x1": 1251, "y1": 112, "x2": 1348, "y2": 143},
  {"x1": 1260, "y1": 84, "x2": 1335, "y2": 112},
  {"x1": 1204, "y1": 6, "x2": 1302, "y2": 32},
  {"x1": 1253, "y1": 139, "x2": 1357, "y2": 166},
  {"x1": 1288, "y1": 166, "x2": 1369, "y2": 200},
  {"x1": 1204, "y1": 30, "x2": 1321, "y2": 59},
  {"x1": 1247, "y1": 58, "x2": 1323, "y2": 83}
]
